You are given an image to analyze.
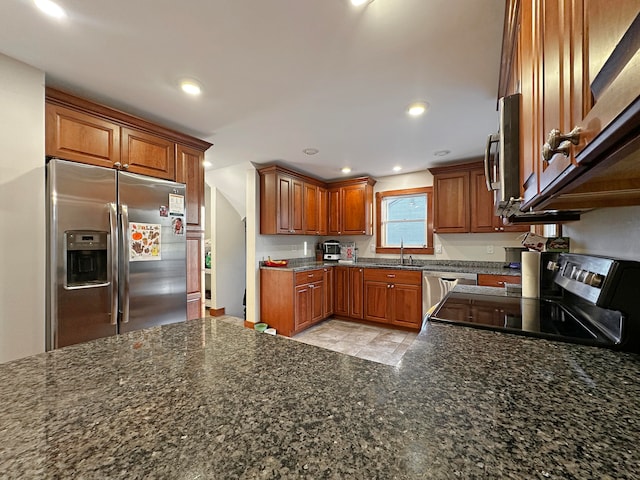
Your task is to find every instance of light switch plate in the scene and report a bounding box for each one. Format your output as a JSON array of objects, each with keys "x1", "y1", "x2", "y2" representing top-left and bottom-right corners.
[
  {"x1": 487, "y1": 245, "x2": 494, "y2": 254},
  {"x1": 435, "y1": 244, "x2": 442, "y2": 254}
]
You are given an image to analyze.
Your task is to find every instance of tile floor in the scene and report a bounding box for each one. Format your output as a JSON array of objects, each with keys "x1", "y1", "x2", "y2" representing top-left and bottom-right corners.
[
  {"x1": 290, "y1": 318, "x2": 418, "y2": 367},
  {"x1": 217, "y1": 315, "x2": 419, "y2": 367}
]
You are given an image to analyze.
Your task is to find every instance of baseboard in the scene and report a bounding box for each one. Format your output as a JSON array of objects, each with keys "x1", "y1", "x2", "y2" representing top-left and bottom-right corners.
[{"x1": 209, "y1": 307, "x2": 226, "y2": 317}]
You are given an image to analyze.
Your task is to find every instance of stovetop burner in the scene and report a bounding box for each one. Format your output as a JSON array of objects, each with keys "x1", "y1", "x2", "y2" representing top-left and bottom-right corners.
[{"x1": 430, "y1": 292, "x2": 622, "y2": 348}]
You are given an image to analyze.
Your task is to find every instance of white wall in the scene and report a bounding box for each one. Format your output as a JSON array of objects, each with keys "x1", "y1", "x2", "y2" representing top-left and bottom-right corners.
[
  {"x1": 205, "y1": 170, "x2": 248, "y2": 318},
  {"x1": 562, "y1": 206, "x2": 640, "y2": 261},
  {"x1": 0, "y1": 54, "x2": 45, "y2": 362},
  {"x1": 213, "y1": 187, "x2": 246, "y2": 317}
]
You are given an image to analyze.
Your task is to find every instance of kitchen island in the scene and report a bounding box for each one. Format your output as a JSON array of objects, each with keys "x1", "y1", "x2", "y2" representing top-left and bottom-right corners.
[{"x1": 1, "y1": 316, "x2": 639, "y2": 479}]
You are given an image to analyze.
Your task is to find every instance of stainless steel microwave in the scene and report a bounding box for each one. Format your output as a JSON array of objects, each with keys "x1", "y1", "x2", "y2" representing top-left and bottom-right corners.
[{"x1": 484, "y1": 93, "x2": 521, "y2": 216}]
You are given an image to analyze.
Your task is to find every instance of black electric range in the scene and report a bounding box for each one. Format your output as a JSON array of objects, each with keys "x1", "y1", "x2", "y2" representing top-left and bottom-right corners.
[{"x1": 429, "y1": 253, "x2": 640, "y2": 352}]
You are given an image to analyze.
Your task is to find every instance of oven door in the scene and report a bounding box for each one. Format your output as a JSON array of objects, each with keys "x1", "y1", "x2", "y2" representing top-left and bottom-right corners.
[{"x1": 429, "y1": 292, "x2": 619, "y2": 348}]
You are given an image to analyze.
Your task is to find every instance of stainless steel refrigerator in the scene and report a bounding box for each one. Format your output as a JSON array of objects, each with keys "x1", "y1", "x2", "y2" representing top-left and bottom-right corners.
[{"x1": 46, "y1": 158, "x2": 187, "y2": 350}]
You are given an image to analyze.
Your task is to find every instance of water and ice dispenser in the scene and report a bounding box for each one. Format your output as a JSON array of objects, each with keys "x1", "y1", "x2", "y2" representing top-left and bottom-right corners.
[{"x1": 65, "y1": 231, "x2": 108, "y2": 287}]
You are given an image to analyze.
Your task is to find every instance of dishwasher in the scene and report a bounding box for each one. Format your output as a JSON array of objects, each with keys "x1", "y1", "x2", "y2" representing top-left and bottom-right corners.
[{"x1": 422, "y1": 270, "x2": 477, "y2": 321}]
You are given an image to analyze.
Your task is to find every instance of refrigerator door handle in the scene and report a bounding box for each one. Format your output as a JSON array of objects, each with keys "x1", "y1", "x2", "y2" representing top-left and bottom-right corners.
[
  {"x1": 109, "y1": 203, "x2": 119, "y2": 325},
  {"x1": 121, "y1": 204, "x2": 130, "y2": 324}
]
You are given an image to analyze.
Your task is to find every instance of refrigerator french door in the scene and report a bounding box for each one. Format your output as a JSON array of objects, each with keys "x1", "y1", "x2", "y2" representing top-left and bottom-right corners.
[{"x1": 47, "y1": 159, "x2": 187, "y2": 350}]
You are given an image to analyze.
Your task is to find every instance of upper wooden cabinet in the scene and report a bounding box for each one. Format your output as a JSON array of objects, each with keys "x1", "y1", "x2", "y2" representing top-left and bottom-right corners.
[
  {"x1": 258, "y1": 165, "x2": 375, "y2": 236},
  {"x1": 259, "y1": 166, "x2": 307, "y2": 235},
  {"x1": 121, "y1": 127, "x2": 175, "y2": 180},
  {"x1": 470, "y1": 169, "x2": 530, "y2": 233},
  {"x1": 45, "y1": 87, "x2": 211, "y2": 182},
  {"x1": 45, "y1": 103, "x2": 121, "y2": 168},
  {"x1": 430, "y1": 161, "x2": 530, "y2": 234},
  {"x1": 176, "y1": 144, "x2": 205, "y2": 227},
  {"x1": 328, "y1": 178, "x2": 376, "y2": 236},
  {"x1": 500, "y1": 1, "x2": 640, "y2": 211}
]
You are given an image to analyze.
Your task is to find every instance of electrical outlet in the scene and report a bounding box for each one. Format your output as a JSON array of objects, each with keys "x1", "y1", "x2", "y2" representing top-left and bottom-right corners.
[
  {"x1": 435, "y1": 244, "x2": 442, "y2": 254},
  {"x1": 370, "y1": 244, "x2": 376, "y2": 252},
  {"x1": 487, "y1": 245, "x2": 494, "y2": 254}
]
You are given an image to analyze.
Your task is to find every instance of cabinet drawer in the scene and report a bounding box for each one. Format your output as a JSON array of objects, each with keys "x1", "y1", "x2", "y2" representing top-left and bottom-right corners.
[
  {"x1": 295, "y1": 269, "x2": 324, "y2": 285},
  {"x1": 477, "y1": 274, "x2": 521, "y2": 287},
  {"x1": 363, "y1": 269, "x2": 421, "y2": 285}
]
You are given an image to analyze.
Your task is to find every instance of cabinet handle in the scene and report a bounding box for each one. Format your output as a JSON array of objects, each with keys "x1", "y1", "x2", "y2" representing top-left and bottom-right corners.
[
  {"x1": 547, "y1": 127, "x2": 581, "y2": 149},
  {"x1": 122, "y1": 163, "x2": 129, "y2": 170},
  {"x1": 387, "y1": 274, "x2": 396, "y2": 278},
  {"x1": 542, "y1": 127, "x2": 581, "y2": 161},
  {"x1": 390, "y1": 284, "x2": 395, "y2": 289},
  {"x1": 113, "y1": 162, "x2": 122, "y2": 169},
  {"x1": 542, "y1": 140, "x2": 573, "y2": 161},
  {"x1": 387, "y1": 284, "x2": 391, "y2": 288},
  {"x1": 308, "y1": 273, "x2": 314, "y2": 277}
]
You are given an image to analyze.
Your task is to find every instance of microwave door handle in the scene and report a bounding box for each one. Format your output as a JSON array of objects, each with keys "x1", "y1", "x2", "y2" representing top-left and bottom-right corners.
[
  {"x1": 120, "y1": 204, "x2": 130, "y2": 324},
  {"x1": 484, "y1": 133, "x2": 499, "y2": 191},
  {"x1": 109, "y1": 203, "x2": 119, "y2": 326}
]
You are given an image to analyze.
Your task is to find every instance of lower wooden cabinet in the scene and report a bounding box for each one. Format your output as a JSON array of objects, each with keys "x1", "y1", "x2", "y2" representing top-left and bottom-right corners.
[
  {"x1": 260, "y1": 268, "x2": 329, "y2": 336},
  {"x1": 363, "y1": 269, "x2": 423, "y2": 328}
]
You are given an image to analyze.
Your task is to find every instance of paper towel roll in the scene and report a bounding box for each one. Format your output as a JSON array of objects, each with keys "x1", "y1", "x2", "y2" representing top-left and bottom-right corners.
[{"x1": 521, "y1": 251, "x2": 541, "y2": 298}]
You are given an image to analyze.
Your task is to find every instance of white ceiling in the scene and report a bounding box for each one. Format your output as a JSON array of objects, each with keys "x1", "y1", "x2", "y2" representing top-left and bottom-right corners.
[{"x1": 0, "y1": 0, "x2": 505, "y2": 180}]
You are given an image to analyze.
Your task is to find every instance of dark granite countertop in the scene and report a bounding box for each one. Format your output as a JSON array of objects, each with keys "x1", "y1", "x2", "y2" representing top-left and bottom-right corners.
[
  {"x1": 1, "y1": 316, "x2": 639, "y2": 478},
  {"x1": 261, "y1": 259, "x2": 521, "y2": 277}
]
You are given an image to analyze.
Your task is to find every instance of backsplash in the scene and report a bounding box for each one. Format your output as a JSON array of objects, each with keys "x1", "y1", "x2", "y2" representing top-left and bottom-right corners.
[{"x1": 562, "y1": 205, "x2": 640, "y2": 261}]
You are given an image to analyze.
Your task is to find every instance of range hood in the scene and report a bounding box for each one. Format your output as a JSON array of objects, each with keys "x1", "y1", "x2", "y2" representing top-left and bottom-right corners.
[{"x1": 499, "y1": 198, "x2": 584, "y2": 225}]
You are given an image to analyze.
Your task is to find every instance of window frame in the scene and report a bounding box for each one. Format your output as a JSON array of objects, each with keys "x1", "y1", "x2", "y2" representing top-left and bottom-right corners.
[{"x1": 375, "y1": 186, "x2": 434, "y2": 255}]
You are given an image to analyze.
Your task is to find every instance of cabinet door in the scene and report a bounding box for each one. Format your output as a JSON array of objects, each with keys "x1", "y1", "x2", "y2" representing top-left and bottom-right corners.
[
  {"x1": 470, "y1": 169, "x2": 497, "y2": 233},
  {"x1": 538, "y1": 0, "x2": 578, "y2": 193},
  {"x1": 391, "y1": 283, "x2": 422, "y2": 328},
  {"x1": 45, "y1": 103, "x2": 120, "y2": 168},
  {"x1": 433, "y1": 171, "x2": 469, "y2": 233},
  {"x1": 323, "y1": 267, "x2": 334, "y2": 317},
  {"x1": 176, "y1": 144, "x2": 204, "y2": 227},
  {"x1": 291, "y1": 178, "x2": 304, "y2": 234},
  {"x1": 277, "y1": 174, "x2": 304, "y2": 234},
  {"x1": 342, "y1": 184, "x2": 372, "y2": 235},
  {"x1": 364, "y1": 280, "x2": 389, "y2": 323},
  {"x1": 121, "y1": 127, "x2": 176, "y2": 180},
  {"x1": 318, "y1": 187, "x2": 329, "y2": 236},
  {"x1": 328, "y1": 187, "x2": 342, "y2": 235},
  {"x1": 303, "y1": 183, "x2": 319, "y2": 234},
  {"x1": 276, "y1": 174, "x2": 293, "y2": 234},
  {"x1": 310, "y1": 281, "x2": 324, "y2": 324},
  {"x1": 334, "y1": 267, "x2": 350, "y2": 316},
  {"x1": 470, "y1": 169, "x2": 530, "y2": 233},
  {"x1": 295, "y1": 284, "x2": 312, "y2": 331},
  {"x1": 349, "y1": 267, "x2": 364, "y2": 319}
]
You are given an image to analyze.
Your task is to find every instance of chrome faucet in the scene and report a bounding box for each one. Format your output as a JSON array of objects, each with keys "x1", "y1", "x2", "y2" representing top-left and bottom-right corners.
[
  {"x1": 408, "y1": 255, "x2": 413, "y2": 265},
  {"x1": 400, "y1": 238, "x2": 404, "y2": 265}
]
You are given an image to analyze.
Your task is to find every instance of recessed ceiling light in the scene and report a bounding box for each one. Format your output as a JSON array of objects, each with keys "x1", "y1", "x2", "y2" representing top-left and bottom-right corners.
[
  {"x1": 407, "y1": 102, "x2": 428, "y2": 117},
  {"x1": 303, "y1": 148, "x2": 319, "y2": 155},
  {"x1": 180, "y1": 80, "x2": 202, "y2": 96},
  {"x1": 392, "y1": 166, "x2": 402, "y2": 172},
  {"x1": 34, "y1": 0, "x2": 66, "y2": 19},
  {"x1": 341, "y1": 167, "x2": 352, "y2": 174},
  {"x1": 434, "y1": 150, "x2": 451, "y2": 157}
]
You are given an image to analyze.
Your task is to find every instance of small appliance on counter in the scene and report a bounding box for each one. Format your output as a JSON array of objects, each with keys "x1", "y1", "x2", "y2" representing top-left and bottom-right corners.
[
  {"x1": 322, "y1": 240, "x2": 341, "y2": 261},
  {"x1": 339, "y1": 241, "x2": 357, "y2": 264}
]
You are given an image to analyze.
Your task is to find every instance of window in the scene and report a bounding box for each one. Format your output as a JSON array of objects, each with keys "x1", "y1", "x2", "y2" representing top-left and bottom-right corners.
[{"x1": 375, "y1": 187, "x2": 434, "y2": 254}]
